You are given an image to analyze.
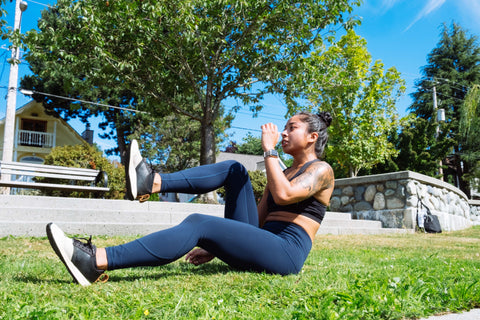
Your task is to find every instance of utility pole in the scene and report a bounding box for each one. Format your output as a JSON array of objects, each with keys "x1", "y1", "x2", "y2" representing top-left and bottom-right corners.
[
  {"x1": 433, "y1": 85, "x2": 444, "y2": 181},
  {"x1": 1, "y1": 0, "x2": 27, "y2": 180}
]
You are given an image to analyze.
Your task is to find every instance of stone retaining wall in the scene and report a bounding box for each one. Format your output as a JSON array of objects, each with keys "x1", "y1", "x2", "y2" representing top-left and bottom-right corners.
[{"x1": 330, "y1": 171, "x2": 479, "y2": 231}]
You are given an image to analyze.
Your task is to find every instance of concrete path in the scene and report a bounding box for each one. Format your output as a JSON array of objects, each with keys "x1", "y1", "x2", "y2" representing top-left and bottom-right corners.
[{"x1": 420, "y1": 309, "x2": 480, "y2": 320}]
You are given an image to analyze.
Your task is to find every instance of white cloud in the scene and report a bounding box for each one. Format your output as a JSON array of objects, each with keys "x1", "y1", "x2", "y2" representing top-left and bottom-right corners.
[
  {"x1": 381, "y1": 0, "x2": 402, "y2": 10},
  {"x1": 404, "y1": 0, "x2": 447, "y2": 31},
  {"x1": 359, "y1": 0, "x2": 402, "y2": 15}
]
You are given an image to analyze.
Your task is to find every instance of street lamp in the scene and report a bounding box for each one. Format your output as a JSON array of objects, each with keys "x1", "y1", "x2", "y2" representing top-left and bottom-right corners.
[{"x1": 1, "y1": 0, "x2": 27, "y2": 184}]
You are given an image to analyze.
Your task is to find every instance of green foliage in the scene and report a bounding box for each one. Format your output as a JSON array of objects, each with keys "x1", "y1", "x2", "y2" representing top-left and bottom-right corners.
[
  {"x1": 22, "y1": 0, "x2": 360, "y2": 165},
  {"x1": 0, "y1": 0, "x2": 8, "y2": 35},
  {"x1": 460, "y1": 84, "x2": 480, "y2": 187},
  {"x1": 247, "y1": 170, "x2": 268, "y2": 203},
  {"x1": 129, "y1": 108, "x2": 230, "y2": 173},
  {"x1": 393, "y1": 116, "x2": 450, "y2": 177},
  {"x1": 236, "y1": 134, "x2": 264, "y2": 156},
  {"x1": 1, "y1": 227, "x2": 480, "y2": 319},
  {"x1": 407, "y1": 23, "x2": 480, "y2": 195},
  {"x1": 41, "y1": 143, "x2": 125, "y2": 199},
  {"x1": 298, "y1": 30, "x2": 405, "y2": 177},
  {"x1": 21, "y1": 3, "x2": 153, "y2": 164}
]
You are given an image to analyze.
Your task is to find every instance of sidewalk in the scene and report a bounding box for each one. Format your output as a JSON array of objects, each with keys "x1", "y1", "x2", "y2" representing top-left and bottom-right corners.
[{"x1": 421, "y1": 309, "x2": 480, "y2": 320}]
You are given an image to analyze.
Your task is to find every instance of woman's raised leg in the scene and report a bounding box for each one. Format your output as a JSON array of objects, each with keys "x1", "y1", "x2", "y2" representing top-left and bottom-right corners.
[
  {"x1": 126, "y1": 139, "x2": 258, "y2": 225},
  {"x1": 159, "y1": 160, "x2": 258, "y2": 225}
]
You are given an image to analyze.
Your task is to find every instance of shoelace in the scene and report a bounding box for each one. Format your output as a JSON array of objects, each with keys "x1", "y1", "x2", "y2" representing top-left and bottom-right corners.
[
  {"x1": 73, "y1": 236, "x2": 95, "y2": 255},
  {"x1": 73, "y1": 236, "x2": 109, "y2": 283}
]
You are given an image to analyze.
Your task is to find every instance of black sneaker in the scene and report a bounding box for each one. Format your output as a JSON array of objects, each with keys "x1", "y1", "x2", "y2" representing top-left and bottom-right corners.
[
  {"x1": 46, "y1": 223, "x2": 108, "y2": 286},
  {"x1": 125, "y1": 139, "x2": 155, "y2": 202}
]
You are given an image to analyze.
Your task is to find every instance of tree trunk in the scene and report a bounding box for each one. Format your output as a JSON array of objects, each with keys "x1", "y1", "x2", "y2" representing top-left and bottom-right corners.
[
  {"x1": 115, "y1": 121, "x2": 128, "y2": 166},
  {"x1": 198, "y1": 119, "x2": 218, "y2": 203},
  {"x1": 349, "y1": 166, "x2": 356, "y2": 178},
  {"x1": 198, "y1": 106, "x2": 218, "y2": 203},
  {"x1": 200, "y1": 114, "x2": 216, "y2": 165},
  {"x1": 454, "y1": 150, "x2": 471, "y2": 198}
]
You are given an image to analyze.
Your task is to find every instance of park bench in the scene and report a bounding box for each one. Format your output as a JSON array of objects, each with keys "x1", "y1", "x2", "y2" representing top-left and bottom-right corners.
[{"x1": 0, "y1": 161, "x2": 109, "y2": 194}]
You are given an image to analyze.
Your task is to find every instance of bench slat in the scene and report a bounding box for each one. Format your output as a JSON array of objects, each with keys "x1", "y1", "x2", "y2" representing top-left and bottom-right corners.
[
  {"x1": 1, "y1": 168, "x2": 96, "y2": 181},
  {"x1": 0, "y1": 162, "x2": 99, "y2": 177},
  {"x1": 0, "y1": 161, "x2": 109, "y2": 194},
  {"x1": 0, "y1": 180, "x2": 109, "y2": 192}
]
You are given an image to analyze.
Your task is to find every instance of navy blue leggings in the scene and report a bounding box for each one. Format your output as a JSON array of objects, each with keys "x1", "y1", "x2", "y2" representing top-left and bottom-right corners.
[{"x1": 105, "y1": 161, "x2": 312, "y2": 275}]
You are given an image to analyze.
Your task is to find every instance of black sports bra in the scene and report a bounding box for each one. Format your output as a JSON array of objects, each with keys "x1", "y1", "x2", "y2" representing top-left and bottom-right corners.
[{"x1": 266, "y1": 159, "x2": 326, "y2": 224}]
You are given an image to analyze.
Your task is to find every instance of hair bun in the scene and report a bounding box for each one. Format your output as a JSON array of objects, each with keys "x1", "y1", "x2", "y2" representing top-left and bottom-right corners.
[{"x1": 317, "y1": 111, "x2": 332, "y2": 127}]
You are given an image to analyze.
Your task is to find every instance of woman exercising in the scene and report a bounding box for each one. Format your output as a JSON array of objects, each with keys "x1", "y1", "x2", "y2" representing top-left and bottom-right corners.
[{"x1": 46, "y1": 111, "x2": 334, "y2": 286}]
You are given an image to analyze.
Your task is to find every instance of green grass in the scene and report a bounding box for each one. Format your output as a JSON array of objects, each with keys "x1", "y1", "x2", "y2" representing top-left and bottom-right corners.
[{"x1": 1, "y1": 227, "x2": 480, "y2": 320}]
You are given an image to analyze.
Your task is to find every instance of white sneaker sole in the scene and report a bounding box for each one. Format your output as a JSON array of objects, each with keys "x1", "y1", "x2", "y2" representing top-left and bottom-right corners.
[
  {"x1": 128, "y1": 140, "x2": 143, "y2": 200},
  {"x1": 46, "y1": 223, "x2": 91, "y2": 286}
]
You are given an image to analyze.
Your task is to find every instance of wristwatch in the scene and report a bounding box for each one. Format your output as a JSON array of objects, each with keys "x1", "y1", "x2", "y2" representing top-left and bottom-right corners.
[{"x1": 263, "y1": 149, "x2": 279, "y2": 158}]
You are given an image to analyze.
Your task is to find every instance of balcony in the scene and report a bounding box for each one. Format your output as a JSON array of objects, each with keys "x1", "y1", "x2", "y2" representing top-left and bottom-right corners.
[{"x1": 17, "y1": 130, "x2": 54, "y2": 148}]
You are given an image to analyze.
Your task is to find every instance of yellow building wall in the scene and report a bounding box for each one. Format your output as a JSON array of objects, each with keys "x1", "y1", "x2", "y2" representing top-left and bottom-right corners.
[{"x1": 0, "y1": 101, "x2": 87, "y2": 162}]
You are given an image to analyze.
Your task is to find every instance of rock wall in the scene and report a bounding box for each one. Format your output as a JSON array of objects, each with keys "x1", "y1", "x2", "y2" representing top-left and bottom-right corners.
[{"x1": 330, "y1": 171, "x2": 479, "y2": 231}]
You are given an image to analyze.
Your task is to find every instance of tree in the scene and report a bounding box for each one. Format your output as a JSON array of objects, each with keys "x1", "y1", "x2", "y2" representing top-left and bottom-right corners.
[
  {"x1": 22, "y1": 0, "x2": 361, "y2": 166},
  {"x1": 21, "y1": 5, "x2": 153, "y2": 165},
  {"x1": 395, "y1": 116, "x2": 450, "y2": 176},
  {"x1": 299, "y1": 30, "x2": 405, "y2": 177},
  {"x1": 131, "y1": 110, "x2": 231, "y2": 173},
  {"x1": 408, "y1": 23, "x2": 480, "y2": 196},
  {"x1": 0, "y1": 1, "x2": 8, "y2": 32},
  {"x1": 235, "y1": 133, "x2": 264, "y2": 156},
  {"x1": 460, "y1": 84, "x2": 480, "y2": 190}
]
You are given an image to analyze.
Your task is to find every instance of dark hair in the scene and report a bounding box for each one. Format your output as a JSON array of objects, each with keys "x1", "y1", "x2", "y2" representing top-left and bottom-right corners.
[{"x1": 296, "y1": 111, "x2": 332, "y2": 158}]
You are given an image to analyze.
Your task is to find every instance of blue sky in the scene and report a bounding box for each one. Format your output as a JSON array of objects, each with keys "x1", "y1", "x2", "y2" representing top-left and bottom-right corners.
[
  {"x1": 1, "y1": 0, "x2": 480, "y2": 156},
  {"x1": 226, "y1": 0, "x2": 480, "y2": 143}
]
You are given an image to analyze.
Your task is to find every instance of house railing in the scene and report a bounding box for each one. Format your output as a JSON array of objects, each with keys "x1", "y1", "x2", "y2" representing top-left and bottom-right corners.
[{"x1": 17, "y1": 130, "x2": 54, "y2": 148}]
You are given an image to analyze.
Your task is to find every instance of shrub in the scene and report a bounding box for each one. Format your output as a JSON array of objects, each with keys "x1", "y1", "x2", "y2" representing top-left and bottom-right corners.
[{"x1": 40, "y1": 143, "x2": 125, "y2": 199}]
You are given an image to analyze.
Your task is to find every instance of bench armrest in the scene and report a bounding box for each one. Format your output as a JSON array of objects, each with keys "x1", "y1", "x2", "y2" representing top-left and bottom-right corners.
[{"x1": 95, "y1": 171, "x2": 109, "y2": 189}]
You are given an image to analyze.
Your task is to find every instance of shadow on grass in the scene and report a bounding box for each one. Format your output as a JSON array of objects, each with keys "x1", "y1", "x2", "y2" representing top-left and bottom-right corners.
[
  {"x1": 13, "y1": 261, "x2": 237, "y2": 285},
  {"x1": 13, "y1": 274, "x2": 73, "y2": 285},
  {"x1": 107, "y1": 261, "x2": 237, "y2": 283}
]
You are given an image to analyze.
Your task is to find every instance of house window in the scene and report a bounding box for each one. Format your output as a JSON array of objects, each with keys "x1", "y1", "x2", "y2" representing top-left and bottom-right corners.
[
  {"x1": 20, "y1": 119, "x2": 47, "y2": 147},
  {"x1": 20, "y1": 156, "x2": 44, "y2": 164},
  {"x1": 22, "y1": 119, "x2": 47, "y2": 132}
]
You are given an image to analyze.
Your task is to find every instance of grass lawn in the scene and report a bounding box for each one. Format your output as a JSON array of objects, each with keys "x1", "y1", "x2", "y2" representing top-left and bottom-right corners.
[{"x1": 1, "y1": 226, "x2": 479, "y2": 319}]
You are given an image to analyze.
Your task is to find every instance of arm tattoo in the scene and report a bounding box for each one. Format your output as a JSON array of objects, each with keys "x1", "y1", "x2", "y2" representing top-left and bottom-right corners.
[
  {"x1": 293, "y1": 162, "x2": 333, "y2": 196},
  {"x1": 296, "y1": 171, "x2": 314, "y2": 193}
]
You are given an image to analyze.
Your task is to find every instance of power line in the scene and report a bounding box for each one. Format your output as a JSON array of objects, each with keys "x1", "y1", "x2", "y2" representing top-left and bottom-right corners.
[
  {"x1": 26, "y1": 0, "x2": 54, "y2": 8},
  {"x1": 229, "y1": 126, "x2": 262, "y2": 133},
  {"x1": 3, "y1": 87, "x2": 148, "y2": 113}
]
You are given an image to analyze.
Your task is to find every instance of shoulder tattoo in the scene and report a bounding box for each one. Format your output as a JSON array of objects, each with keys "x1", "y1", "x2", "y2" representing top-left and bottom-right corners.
[{"x1": 295, "y1": 162, "x2": 334, "y2": 194}]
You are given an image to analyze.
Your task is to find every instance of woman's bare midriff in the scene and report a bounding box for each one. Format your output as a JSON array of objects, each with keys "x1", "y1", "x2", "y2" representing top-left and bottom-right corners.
[{"x1": 264, "y1": 211, "x2": 320, "y2": 241}]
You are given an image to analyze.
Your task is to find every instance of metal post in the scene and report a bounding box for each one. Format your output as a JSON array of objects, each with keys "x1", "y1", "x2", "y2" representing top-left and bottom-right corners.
[
  {"x1": 1, "y1": 0, "x2": 27, "y2": 188},
  {"x1": 433, "y1": 85, "x2": 443, "y2": 181},
  {"x1": 2, "y1": 0, "x2": 28, "y2": 163}
]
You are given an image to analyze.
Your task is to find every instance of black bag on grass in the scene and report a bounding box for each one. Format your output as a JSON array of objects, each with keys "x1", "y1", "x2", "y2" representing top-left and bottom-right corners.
[
  {"x1": 417, "y1": 197, "x2": 442, "y2": 233},
  {"x1": 424, "y1": 213, "x2": 442, "y2": 233}
]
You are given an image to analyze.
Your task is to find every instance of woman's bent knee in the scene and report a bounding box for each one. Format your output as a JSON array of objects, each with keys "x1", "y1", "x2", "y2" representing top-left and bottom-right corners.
[{"x1": 182, "y1": 213, "x2": 208, "y2": 224}]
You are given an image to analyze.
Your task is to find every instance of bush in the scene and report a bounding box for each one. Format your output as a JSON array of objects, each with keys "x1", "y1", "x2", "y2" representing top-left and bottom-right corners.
[{"x1": 40, "y1": 143, "x2": 125, "y2": 199}]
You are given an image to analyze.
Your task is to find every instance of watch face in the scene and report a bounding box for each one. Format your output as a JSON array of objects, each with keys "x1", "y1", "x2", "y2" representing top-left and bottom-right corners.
[{"x1": 265, "y1": 150, "x2": 278, "y2": 157}]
